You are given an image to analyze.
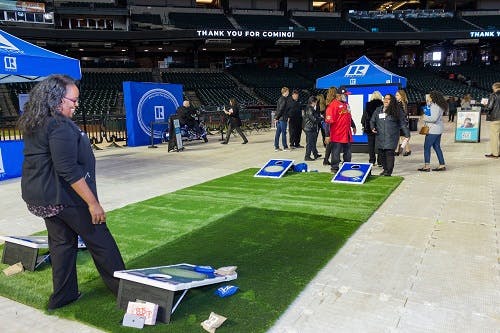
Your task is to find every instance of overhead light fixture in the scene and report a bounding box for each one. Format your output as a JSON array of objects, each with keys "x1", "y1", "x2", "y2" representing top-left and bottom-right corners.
[
  {"x1": 453, "y1": 39, "x2": 479, "y2": 45},
  {"x1": 205, "y1": 39, "x2": 231, "y2": 45},
  {"x1": 396, "y1": 40, "x2": 420, "y2": 46},
  {"x1": 275, "y1": 39, "x2": 301, "y2": 46},
  {"x1": 340, "y1": 40, "x2": 364, "y2": 46}
]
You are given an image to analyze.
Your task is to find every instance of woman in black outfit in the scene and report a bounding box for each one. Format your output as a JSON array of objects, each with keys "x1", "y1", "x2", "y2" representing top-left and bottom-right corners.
[
  {"x1": 221, "y1": 98, "x2": 248, "y2": 144},
  {"x1": 361, "y1": 91, "x2": 383, "y2": 165},
  {"x1": 18, "y1": 75, "x2": 125, "y2": 310}
]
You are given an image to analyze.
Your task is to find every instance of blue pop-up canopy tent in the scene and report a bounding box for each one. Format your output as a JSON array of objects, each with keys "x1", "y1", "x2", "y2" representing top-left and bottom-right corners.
[
  {"x1": 316, "y1": 56, "x2": 406, "y2": 89},
  {"x1": 0, "y1": 29, "x2": 81, "y2": 83},
  {"x1": 0, "y1": 29, "x2": 81, "y2": 181}
]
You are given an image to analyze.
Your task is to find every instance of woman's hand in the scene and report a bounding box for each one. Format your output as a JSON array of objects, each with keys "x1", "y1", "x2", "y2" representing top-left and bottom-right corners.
[
  {"x1": 88, "y1": 202, "x2": 106, "y2": 225},
  {"x1": 70, "y1": 178, "x2": 106, "y2": 225}
]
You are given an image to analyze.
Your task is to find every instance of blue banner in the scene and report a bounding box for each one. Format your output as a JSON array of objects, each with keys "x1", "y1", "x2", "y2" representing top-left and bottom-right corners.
[
  {"x1": 123, "y1": 82, "x2": 183, "y2": 147},
  {"x1": 0, "y1": 140, "x2": 24, "y2": 181}
]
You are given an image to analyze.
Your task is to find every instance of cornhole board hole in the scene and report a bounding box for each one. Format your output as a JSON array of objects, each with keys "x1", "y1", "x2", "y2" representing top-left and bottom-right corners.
[
  {"x1": 0, "y1": 236, "x2": 49, "y2": 271},
  {"x1": 254, "y1": 159, "x2": 294, "y2": 178},
  {"x1": 332, "y1": 162, "x2": 372, "y2": 185},
  {"x1": 114, "y1": 263, "x2": 237, "y2": 323}
]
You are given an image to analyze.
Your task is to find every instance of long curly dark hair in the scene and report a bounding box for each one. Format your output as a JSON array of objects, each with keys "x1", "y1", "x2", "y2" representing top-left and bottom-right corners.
[
  {"x1": 17, "y1": 75, "x2": 76, "y2": 133},
  {"x1": 384, "y1": 94, "x2": 400, "y2": 119},
  {"x1": 429, "y1": 90, "x2": 448, "y2": 112}
]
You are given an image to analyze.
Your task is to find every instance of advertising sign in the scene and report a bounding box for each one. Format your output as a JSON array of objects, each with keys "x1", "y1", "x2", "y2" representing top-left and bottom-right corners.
[
  {"x1": 455, "y1": 110, "x2": 480, "y2": 142},
  {"x1": 123, "y1": 82, "x2": 182, "y2": 147}
]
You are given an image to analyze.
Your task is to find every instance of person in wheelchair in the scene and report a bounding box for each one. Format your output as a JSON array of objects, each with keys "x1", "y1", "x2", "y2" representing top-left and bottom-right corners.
[{"x1": 176, "y1": 100, "x2": 208, "y2": 142}]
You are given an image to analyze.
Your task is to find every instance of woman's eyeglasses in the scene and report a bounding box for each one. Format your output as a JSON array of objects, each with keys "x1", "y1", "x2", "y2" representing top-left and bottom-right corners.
[{"x1": 63, "y1": 96, "x2": 79, "y2": 104}]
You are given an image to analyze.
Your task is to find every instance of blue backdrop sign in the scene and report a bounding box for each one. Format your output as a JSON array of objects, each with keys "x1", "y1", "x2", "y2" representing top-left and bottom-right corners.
[
  {"x1": 123, "y1": 82, "x2": 183, "y2": 147},
  {"x1": 0, "y1": 140, "x2": 24, "y2": 181}
]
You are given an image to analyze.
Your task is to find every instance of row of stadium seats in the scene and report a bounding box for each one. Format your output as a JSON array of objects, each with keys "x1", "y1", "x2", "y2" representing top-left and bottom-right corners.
[
  {"x1": 130, "y1": 11, "x2": 499, "y2": 32},
  {"x1": 162, "y1": 72, "x2": 236, "y2": 89}
]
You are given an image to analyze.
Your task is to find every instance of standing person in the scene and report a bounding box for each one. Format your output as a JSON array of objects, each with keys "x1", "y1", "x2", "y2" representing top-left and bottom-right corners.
[
  {"x1": 461, "y1": 94, "x2": 472, "y2": 110},
  {"x1": 316, "y1": 93, "x2": 327, "y2": 146},
  {"x1": 274, "y1": 86, "x2": 290, "y2": 151},
  {"x1": 370, "y1": 94, "x2": 410, "y2": 176},
  {"x1": 417, "y1": 91, "x2": 447, "y2": 172},
  {"x1": 484, "y1": 82, "x2": 500, "y2": 158},
  {"x1": 288, "y1": 90, "x2": 303, "y2": 148},
  {"x1": 17, "y1": 75, "x2": 125, "y2": 310},
  {"x1": 396, "y1": 89, "x2": 411, "y2": 156},
  {"x1": 361, "y1": 91, "x2": 383, "y2": 165},
  {"x1": 326, "y1": 88, "x2": 356, "y2": 173},
  {"x1": 221, "y1": 98, "x2": 248, "y2": 144},
  {"x1": 322, "y1": 87, "x2": 338, "y2": 166},
  {"x1": 303, "y1": 96, "x2": 320, "y2": 160},
  {"x1": 177, "y1": 100, "x2": 207, "y2": 142},
  {"x1": 447, "y1": 96, "x2": 458, "y2": 122}
]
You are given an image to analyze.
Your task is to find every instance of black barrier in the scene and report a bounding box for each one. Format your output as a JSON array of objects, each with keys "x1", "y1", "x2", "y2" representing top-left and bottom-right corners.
[{"x1": 0, "y1": 109, "x2": 272, "y2": 145}]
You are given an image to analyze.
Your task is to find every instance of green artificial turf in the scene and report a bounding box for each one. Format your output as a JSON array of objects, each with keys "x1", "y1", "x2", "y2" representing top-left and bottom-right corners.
[{"x1": 0, "y1": 169, "x2": 402, "y2": 332}]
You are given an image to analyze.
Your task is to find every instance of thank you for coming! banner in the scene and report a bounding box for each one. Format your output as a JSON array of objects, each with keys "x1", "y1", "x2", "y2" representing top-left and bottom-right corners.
[{"x1": 123, "y1": 82, "x2": 183, "y2": 147}]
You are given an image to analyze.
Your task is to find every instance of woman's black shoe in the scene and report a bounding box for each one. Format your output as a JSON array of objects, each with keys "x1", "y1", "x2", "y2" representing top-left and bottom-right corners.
[
  {"x1": 403, "y1": 151, "x2": 411, "y2": 156},
  {"x1": 323, "y1": 159, "x2": 330, "y2": 165}
]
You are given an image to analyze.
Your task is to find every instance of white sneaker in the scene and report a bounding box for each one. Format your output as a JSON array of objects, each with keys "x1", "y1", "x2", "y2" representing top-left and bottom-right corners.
[
  {"x1": 275, "y1": 148, "x2": 282, "y2": 152},
  {"x1": 283, "y1": 148, "x2": 289, "y2": 152}
]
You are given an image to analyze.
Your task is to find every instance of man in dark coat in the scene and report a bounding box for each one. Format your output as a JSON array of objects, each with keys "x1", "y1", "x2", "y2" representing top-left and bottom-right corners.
[{"x1": 288, "y1": 90, "x2": 303, "y2": 148}]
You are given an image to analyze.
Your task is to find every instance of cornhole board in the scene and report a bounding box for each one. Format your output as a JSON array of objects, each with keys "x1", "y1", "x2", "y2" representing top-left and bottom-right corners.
[
  {"x1": 114, "y1": 263, "x2": 237, "y2": 323},
  {"x1": 0, "y1": 236, "x2": 49, "y2": 271},
  {"x1": 332, "y1": 162, "x2": 372, "y2": 185},
  {"x1": 254, "y1": 159, "x2": 294, "y2": 178}
]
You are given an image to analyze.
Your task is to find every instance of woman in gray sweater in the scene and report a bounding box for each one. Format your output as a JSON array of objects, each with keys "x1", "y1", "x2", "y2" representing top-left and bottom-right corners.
[{"x1": 418, "y1": 91, "x2": 448, "y2": 172}]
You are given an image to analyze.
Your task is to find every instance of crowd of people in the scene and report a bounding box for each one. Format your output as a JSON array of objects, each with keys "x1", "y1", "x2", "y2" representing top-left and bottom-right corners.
[
  {"x1": 167, "y1": 83, "x2": 500, "y2": 175},
  {"x1": 267, "y1": 85, "x2": 423, "y2": 176}
]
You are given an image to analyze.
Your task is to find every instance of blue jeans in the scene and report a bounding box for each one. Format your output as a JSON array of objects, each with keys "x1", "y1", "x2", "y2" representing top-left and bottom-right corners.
[
  {"x1": 274, "y1": 120, "x2": 288, "y2": 149},
  {"x1": 424, "y1": 134, "x2": 445, "y2": 164}
]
